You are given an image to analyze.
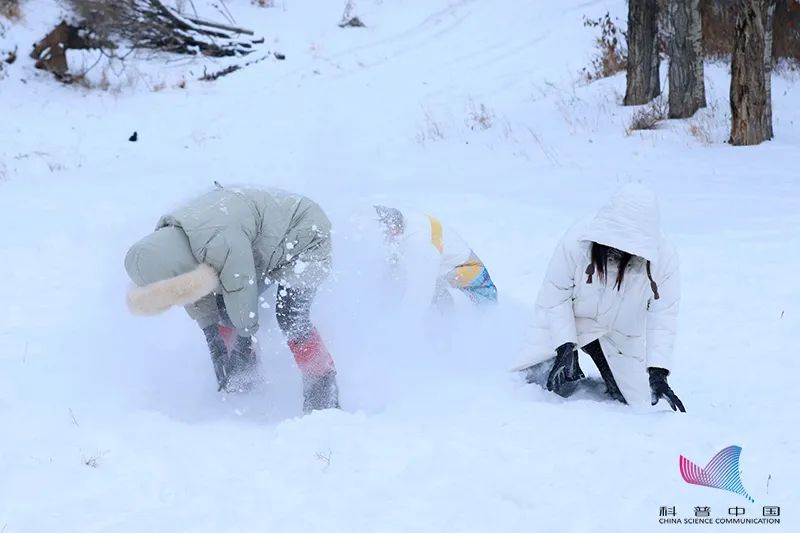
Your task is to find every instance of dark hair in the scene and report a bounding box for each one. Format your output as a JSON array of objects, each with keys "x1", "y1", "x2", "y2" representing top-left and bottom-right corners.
[{"x1": 591, "y1": 242, "x2": 632, "y2": 291}]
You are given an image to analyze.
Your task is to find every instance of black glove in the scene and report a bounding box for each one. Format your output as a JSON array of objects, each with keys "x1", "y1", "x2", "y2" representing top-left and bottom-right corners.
[
  {"x1": 547, "y1": 342, "x2": 585, "y2": 394},
  {"x1": 648, "y1": 367, "x2": 686, "y2": 412},
  {"x1": 203, "y1": 325, "x2": 229, "y2": 391}
]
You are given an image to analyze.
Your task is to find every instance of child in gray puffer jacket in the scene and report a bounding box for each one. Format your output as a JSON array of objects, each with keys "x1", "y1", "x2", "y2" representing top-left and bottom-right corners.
[{"x1": 124, "y1": 185, "x2": 339, "y2": 413}]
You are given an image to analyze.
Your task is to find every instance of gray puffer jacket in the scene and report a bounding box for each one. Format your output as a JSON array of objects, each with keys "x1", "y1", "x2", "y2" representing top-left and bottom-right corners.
[{"x1": 125, "y1": 187, "x2": 331, "y2": 335}]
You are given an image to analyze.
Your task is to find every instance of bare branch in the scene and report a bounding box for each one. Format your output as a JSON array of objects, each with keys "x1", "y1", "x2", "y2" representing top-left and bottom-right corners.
[{"x1": 65, "y1": 0, "x2": 260, "y2": 58}]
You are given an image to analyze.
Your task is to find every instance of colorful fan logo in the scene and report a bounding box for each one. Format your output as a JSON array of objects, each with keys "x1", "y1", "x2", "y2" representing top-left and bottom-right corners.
[{"x1": 679, "y1": 445, "x2": 754, "y2": 502}]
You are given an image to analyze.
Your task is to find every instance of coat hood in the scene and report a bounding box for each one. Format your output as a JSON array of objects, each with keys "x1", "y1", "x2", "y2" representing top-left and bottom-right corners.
[
  {"x1": 124, "y1": 226, "x2": 218, "y2": 316},
  {"x1": 580, "y1": 183, "x2": 661, "y2": 261}
]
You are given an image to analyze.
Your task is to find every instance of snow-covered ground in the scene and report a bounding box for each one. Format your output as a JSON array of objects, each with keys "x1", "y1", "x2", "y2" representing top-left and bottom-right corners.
[{"x1": 1, "y1": 1, "x2": 798, "y2": 531}]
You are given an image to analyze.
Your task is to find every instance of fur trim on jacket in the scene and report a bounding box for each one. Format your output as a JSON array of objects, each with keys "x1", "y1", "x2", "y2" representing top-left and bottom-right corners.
[{"x1": 127, "y1": 263, "x2": 218, "y2": 316}]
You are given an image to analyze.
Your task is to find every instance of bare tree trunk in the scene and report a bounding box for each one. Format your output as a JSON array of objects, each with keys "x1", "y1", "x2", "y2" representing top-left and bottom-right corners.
[
  {"x1": 762, "y1": 0, "x2": 775, "y2": 139},
  {"x1": 668, "y1": 0, "x2": 706, "y2": 118},
  {"x1": 729, "y1": 0, "x2": 775, "y2": 145},
  {"x1": 625, "y1": 0, "x2": 661, "y2": 105}
]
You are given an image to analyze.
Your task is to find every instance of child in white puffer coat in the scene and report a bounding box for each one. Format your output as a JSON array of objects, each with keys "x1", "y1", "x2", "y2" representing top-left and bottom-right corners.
[{"x1": 519, "y1": 184, "x2": 685, "y2": 411}]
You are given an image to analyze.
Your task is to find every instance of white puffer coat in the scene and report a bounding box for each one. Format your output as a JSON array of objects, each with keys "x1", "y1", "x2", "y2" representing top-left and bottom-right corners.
[{"x1": 536, "y1": 184, "x2": 679, "y2": 371}]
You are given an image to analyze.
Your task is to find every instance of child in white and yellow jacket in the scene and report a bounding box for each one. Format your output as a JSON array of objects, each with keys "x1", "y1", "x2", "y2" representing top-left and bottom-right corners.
[{"x1": 374, "y1": 206, "x2": 497, "y2": 310}]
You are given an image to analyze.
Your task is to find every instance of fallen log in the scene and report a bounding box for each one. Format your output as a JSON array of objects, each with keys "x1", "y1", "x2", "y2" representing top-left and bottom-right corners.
[
  {"x1": 30, "y1": 21, "x2": 115, "y2": 81},
  {"x1": 65, "y1": 0, "x2": 262, "y2": 57},
  {"x1": 175, "y1": 12, "x2": 255, "y2": 36}
]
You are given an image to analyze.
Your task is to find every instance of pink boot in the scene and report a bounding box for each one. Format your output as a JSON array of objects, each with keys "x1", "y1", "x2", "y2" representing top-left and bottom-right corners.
[
  {"x1": 216, "y1": 324, "x2": 236, "y2": 352},
  {"x1": 287, "y1": 328, "x2": 339, "y2": 412},
  {"x1": 217, "y1": 324, "x2": 260, "y2": 392}
]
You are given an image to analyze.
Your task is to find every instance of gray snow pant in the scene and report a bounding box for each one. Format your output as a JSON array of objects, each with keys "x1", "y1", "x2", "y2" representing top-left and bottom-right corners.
[{"x1": 216, "y1": 284, "x2": 316, "y2": 342}]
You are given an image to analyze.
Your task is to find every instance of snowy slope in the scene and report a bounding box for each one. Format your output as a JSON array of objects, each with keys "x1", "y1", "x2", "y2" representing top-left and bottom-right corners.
[{"x1": 1, "y1": 1, "x2": 798, "y2": 532}]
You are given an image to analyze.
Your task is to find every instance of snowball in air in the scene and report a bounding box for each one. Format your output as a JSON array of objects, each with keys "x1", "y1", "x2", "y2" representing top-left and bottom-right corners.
[{"x1": 293, "y1": 261, "x2": 308, "y2": 274}]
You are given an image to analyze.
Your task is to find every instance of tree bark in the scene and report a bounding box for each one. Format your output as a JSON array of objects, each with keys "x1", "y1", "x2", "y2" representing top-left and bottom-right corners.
[
  {"x1": 625, "y1": 0, "x2": 661, "y2": 105},
  {"x1": 761, "y1": 0, "x2": 775, "y2": 139},
  {"x1": 729, "y1": 0, "x2": 775, "y2": 145},
  {"x1": 668, "y1": 0, "x2": 706, "y2": 118}
]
